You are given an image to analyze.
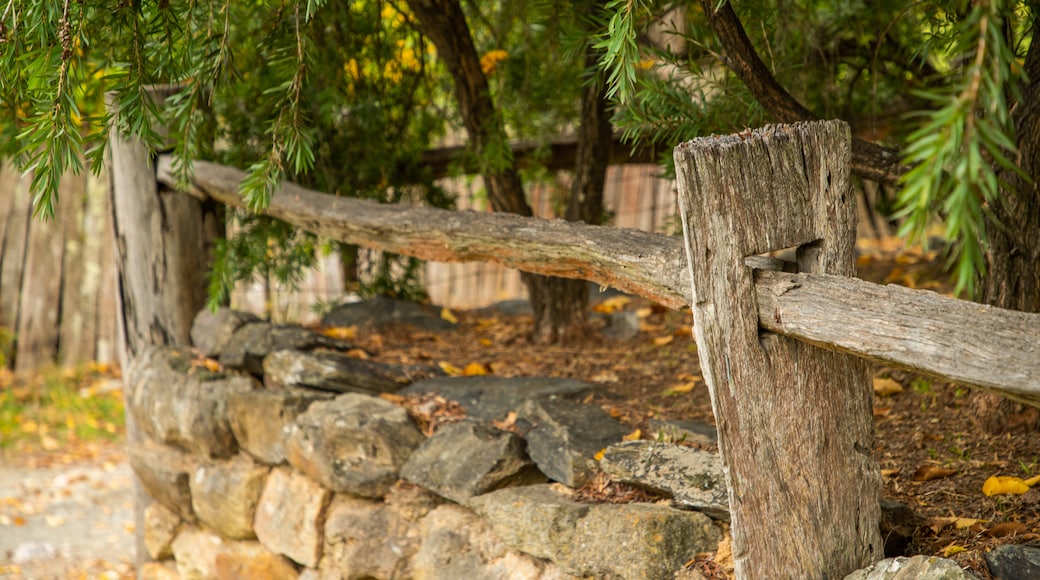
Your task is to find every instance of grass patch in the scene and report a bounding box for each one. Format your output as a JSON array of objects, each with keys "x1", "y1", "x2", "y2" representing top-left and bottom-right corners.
[{"x1": 0, "y1": 362, "x2": 124, "y2": 451}]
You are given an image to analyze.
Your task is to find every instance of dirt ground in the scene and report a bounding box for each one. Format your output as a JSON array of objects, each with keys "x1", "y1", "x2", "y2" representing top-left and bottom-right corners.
[{"x1": 1, "y1": 247, "x2": 1038, "y2": 579}]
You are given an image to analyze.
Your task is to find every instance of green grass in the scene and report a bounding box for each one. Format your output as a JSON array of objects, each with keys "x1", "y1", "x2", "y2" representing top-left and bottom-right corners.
[{"x1": 0, "y1": 362, "x2": 125, "y2": 451}]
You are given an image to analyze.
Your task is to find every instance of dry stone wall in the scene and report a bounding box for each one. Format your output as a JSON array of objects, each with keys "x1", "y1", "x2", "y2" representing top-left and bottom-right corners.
[{"x1": 128, "y1": 305, "x2": 729, "y2": 580}]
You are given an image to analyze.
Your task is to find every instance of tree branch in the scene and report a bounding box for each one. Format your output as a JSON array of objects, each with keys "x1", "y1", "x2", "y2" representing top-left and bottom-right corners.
[{"x1": 699, "y1": 0, "x2": 907, "y2": 186}]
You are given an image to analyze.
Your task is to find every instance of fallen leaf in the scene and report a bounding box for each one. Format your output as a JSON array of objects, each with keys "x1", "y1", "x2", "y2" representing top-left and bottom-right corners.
[
  {"x1": 663, "y1": 382, "x2": 696, "y2": 396},
  {"x1": 594, "y1": 296, "x2": 631, "y2": 314},
  {"x1": 345, "y1": 348, "x2": 369, "y2": 360},
  {"x1": 379, "y1": 393, "x2": 407, "y2": 405},
  {"x1": 982, "y1": 475, "x2": 1040, "y2": 496},
  {"x1": 322, "y1": 325, "x2": 357, "y2": 341},
  {"x1": 591, "y1": 370, "x2": 619, "y2": 383},
  {"x1": 942, "y1": 544, "x2": 966, "y2": 557},
  {"x1": 953, "y1": 517, "x2": 984, "y2": 529},
  {"x1": 639, "y1": 322, "x2": 665, "y2": 333},
  {"x1": 873, "y1": 377, "x2": 903, "y2": 397},
  {"x1": 623, "y1": 429, "x2": 641, "y2": 441},
  {"x1": 873, "y1": 406, "x2": 892, "y2": 418},
  {"x1": 635, "y1": 307, "x2": 653, "y2": 319},
  {"x1": 594, "y1": 449, "x2": 606, "y2": 461},
  {"x1": 438, "y1": 362, "x2": 464, "y2": 376},
  {"x1": 12, "y1": 515, "x2": 26, "y2": 526},
  {"x1": 493, "y1": 411, "x2": 517, "y2": 431},
  {"x1": 463, "y1": 362, "x2": 488, "y2": 376},
  {"x1": 479, "y1": 338, "x2": 493, "y2": 346},
  {"x1": 653, "y1": 335, "x2": 674, "y2": 346},
  {"x1": 988, "y1": 522, "x2": 1028, "y2": 537},
  {"x1": 440, "y1": 308, "x2": 458, "y2": 324},
  {"x1": 880, "y1": 468, "x2": 900, "y2": 478},
  {"x1": 913, "y1": 464, "x2": 957, "y2": 482}
]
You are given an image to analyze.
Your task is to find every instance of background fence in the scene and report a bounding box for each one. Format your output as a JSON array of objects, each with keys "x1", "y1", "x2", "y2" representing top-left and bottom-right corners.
[{"x1": 0, "y1": 162, "x2": 680, "y2": 369}]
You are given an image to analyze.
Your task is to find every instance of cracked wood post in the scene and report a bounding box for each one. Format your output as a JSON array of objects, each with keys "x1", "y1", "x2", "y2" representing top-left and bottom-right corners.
[{"x1": 674, "y1": 120, "x2": 882, "y2": 578}]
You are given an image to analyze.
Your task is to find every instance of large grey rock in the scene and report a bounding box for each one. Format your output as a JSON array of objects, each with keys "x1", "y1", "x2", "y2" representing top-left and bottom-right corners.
[
  {"x1": 517, "y1": 398, "x2": 628, "y2": 487},
  {"x1": 323, "y1": 296, "x2": 456, "y2": 332},
  {"x1": 264, "y1": 350, "x2": 442, "y2": 394},
  {"x1": 401, "y1": 376, "x2": 592, "y2": 421},
  {"x1": 401, "y1": 420, "x2": 545, "y2": 503},
  {"x1": 143, "y1": 501, "x2": 182, "y2": 560},
  {"x1": 254, "y1": 467, "x2": 331, "y2": 569},
  {"x1": 844, "y1": 556, "x2": 974, "y2": 580},
  {"x1": 600, "y1": 440, "x2": 729, "y2": 520},
  {"x1": 985, "y1": 544, "x2": 1040, "y2": 580},
  {"x1": 648, "y1": 418, "x2": 718, "y2": 446},
  {"x1": 412, "y1": 504, "x2": 579, "y2": 580},
  {"x1": 220, "y1": 321, "x2": 358, "y2": 375},
  {"x1": 128, "y1": 347, "x2": 258, "y2": 459},
  {"x1": 129, "y1": 438, "x2": 196, "y2": 522},
  {"x1": 285, "y1": 394, "x2": 424, "y2": 497},
  {"x1": 190, "y1": 455, "x2": 269, "y2": 540},
  {"x1": 191, "y1": 308, "x2": 259, "y2": 357},
  {"x1": 319, "y1": 495, "x2": 423, "y2": 579},
  {"x1": 227, "y1": 389, "x2": 333, "y2": 465},
  {"x1": 468, "y1": 485, "x2": 721, "y2": 580}
]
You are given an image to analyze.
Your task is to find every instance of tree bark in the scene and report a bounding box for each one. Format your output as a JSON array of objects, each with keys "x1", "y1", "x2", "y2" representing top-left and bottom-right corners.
[
  {"x1": 971, "y1": 26, "x2": 1040, "y2": 431},
  {"x1": 404, "y1": 0, "x2": 594, "y2": 343}
]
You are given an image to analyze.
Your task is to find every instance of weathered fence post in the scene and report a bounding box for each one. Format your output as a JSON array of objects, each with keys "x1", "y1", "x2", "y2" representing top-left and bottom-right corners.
[
  {"x1": 108, "y1": 86, "x2": 223, "y2": 568},
  {"x1": 674, "y1": 120, "x2": 882, "y2": 578}
]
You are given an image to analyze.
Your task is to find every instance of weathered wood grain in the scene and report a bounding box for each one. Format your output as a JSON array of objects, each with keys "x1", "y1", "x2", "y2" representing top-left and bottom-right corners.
[
  {"x1": 674, "y1": 120, "x2": 881, "y2": 578},
  {"x1": 155, "y1": 156, "x2": 693, "y2": 311},
  {"x1": 755, "y1": 269, "x2": 1040, "y2": 406}
]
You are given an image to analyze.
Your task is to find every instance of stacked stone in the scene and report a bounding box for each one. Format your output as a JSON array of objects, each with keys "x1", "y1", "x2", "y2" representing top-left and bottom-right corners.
[{"x1": 128, "y1": 306, "x2": 725, "y2": 580}]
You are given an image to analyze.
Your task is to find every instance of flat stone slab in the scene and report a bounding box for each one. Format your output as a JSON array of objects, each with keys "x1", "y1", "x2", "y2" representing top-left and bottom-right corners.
[
  {"x1": 516, "y1": 398, "x2": 628, "y2": 487},
  {"x1": 284, "y1": 394, "x2": 424, "y2": 497},
  {"x1": 264, "y1": 349, "x2": 442, "y2": 394},
  {"x1": 220, "y1": 321, "x2": 359, "y2": 375},
  {"x1": 468, "y1": 484, "x2": 721, "y2": 580},
  {"x1": 600, "y1": 440, "x2": 729, "y2": 520},
  {"x1": 401, "y1": 420, "x2": 545, "y2": 503},
  {"x1": 129, "y1": 439, "x2": 196, "y2": 523},
  {"x1": 844, "y1": 556, "x2": 974, "y2": 579},
  {"x1": 401, "y1": 376, "x2": 593, "y2": 422},
  {"x1": 323, "y1": 296, "x2": 456, "y2": 332}
]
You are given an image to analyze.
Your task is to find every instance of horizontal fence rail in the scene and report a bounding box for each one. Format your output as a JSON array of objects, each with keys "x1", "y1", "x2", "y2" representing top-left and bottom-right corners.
[{"x1": 157, "y1": 155, "x2": 1040, "y2": 406}]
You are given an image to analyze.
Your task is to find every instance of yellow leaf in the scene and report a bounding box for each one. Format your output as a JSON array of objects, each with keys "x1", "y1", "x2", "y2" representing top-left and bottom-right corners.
[
  {"x1": 623, "y1": 429, "x2": 641, "y2": 441},
  {"x1": 203, "y1": 358, "x2": 222, "y2": 372},
  {"x1": 479, "y1": 338, "x2": 493, "y2": 346},
  {"x1": 872, "y1": 377, "x2": 903, "y2": 397},
  {"x1": 942, "y1": 544, "x2": 966, "y2": 557},
  {"x1": 463, "y1": 362, "x2": 488, "y2": 376},
  {"x1": 438, "y1": 361, "x2": 464, "y2": 376},
  {"x1": 954, "y1": 517, "x2": 983, "y2": 529},
  {"x1": 20, "y1": 420, "x2": 38, "y2": 434},
  {"x1": 653, "y1": 335, "x2": 674, "y2": 346},
  {"x1": 322, "y1": 325, "x2": 358, "y2": 341},
  {"x1": 665, "y1": 382, "x2": 696, "y2": 395},
  {"x1": 594, "y1": 448, "x2": 606, "y2": 461},
  {"x1": 983, "y1": 475, "x2": 1034, "y2": 496},
  {"x1": 594, "y1": 296, "x2": 631, "y2": 314},
  {"x1": 440, "y1": 308, "x2": 458, "y2": 325},
  {"x1": 635, "y1": 307, "x2": 653, "y2": 319}
]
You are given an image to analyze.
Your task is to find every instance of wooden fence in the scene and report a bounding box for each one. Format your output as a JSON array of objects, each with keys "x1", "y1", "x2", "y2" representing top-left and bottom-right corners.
[
  {"x1": 0, "y1": 161, "x2": 680, "y2": 366},
  {"x1": 150, "y1": 120, "x2": 1039, "y2": 577}
]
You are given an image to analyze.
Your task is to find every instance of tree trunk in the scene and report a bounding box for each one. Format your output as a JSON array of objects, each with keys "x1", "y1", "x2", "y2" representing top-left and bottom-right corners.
[
  {"x1": 971, "y1": 30, "x2": 1040, "y2": 432},
  {"x1": 532, "y1": 43, "x2": 615, "y2": 343},
  {"x1": 404, "y1": 0, "x2": 602, "y2": 343}
]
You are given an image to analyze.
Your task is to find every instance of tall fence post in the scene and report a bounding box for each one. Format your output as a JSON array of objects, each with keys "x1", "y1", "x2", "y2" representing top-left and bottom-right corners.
[
  {"x1": 673, "y1": 120, "x2": 882, "y2": 578},
  {"x1": 108, "y1": 86, "x2": 223, "y2": 568}
]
